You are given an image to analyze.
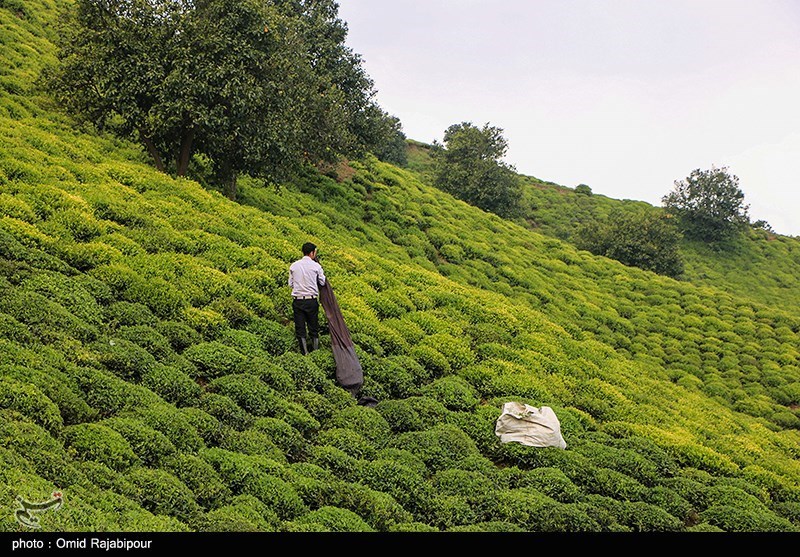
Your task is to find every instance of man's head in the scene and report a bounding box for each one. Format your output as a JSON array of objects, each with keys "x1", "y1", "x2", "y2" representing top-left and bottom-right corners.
[{"x1": 302, "y1": 242, "x2": 317, "y2": 258}]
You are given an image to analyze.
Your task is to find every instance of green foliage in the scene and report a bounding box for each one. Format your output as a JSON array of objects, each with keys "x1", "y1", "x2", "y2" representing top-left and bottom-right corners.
[
  {"x1": 662, "y1": 166, "x2": 750, "y2": 242},
  {"x1": 327, "y1": 405, "x2": 392, "y2": 446},
  {"x1": 162, "y1": 452, "x2": 232, "y2": 510},
  {"x1": 62, "y1": 423, "x2": 140, "y2": 472},
  {"x1": 390, "y1": 424, "x2": 480, "y2": 472},
  {"x1": 2, "y1": 3, "x2": 800, "y2": 531},
  {"x1": 208, "y1": 374, "x2": 282, "y2": 418},
  {"x1": 0, "y1": 378, "x2": 63, "y2": 435},
  {"x1": 574, "y1": 207, "x2": 684, "y2": 278},
  {"x1": 126, "y1": 467, "x2": 201, "y2": 524},
  {"x1": 197, "y1": 494, "x2": 278, "y2": 532},
  {"x1": 291, "y1": 506, "x2": 374, "y2": 532},
  {"x1": 91, "y1": 337, "x2": 158, "y2": 381},
  {"x1": 432, "y1": 122, "x2": 523, "y2": 218},
  {"x1": 141, "y1": 364, "x2": 202, "y2": 407},
  {"x1": 101, "y1": 417, "x2": 177, "y2": 467},
  {"x1": 421, "y1": 375, "x2": 480, "y2": 411},
  {"x1": 48, "y1": 0, "x2": 386, "y2": 197},
  {"x1": 183, "y1": 341, "x2": 247, "y2": 379}
]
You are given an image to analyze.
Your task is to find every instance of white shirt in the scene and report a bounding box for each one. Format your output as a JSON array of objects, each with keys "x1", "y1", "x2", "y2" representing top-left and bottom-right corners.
[{"x1": 288, "y1": 256, "x2": 326, "y2": 297}]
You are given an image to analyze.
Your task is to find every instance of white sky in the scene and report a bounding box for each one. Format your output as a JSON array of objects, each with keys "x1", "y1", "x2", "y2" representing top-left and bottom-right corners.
[{"x1": 337, "y1": 0, "x2": 800, "y2": 237}]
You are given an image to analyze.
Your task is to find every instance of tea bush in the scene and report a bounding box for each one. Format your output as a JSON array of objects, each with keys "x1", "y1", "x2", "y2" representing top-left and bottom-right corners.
[
  {"x1": 125, "y1": 467, "x2": 200, "y2": 524},
  {"x1": 161, "y1": 453, "x2": 232, "y2": 510},
  {"x1": 62, "y1": 423, "x2": 139, "y2": 472},
  {"x1": 141, "y1": 364, "x2": 202, "y2": 408},
  {"x1": 101, "y1": 417, "x2": 177, "y2": 467}
]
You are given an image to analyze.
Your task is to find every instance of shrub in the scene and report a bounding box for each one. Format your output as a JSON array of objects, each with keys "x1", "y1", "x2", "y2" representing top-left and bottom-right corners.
[
  {"x1": 252, "y1": 418, "x2": 307, "y2": 462},
  {"x1": 404, "y1": 396, "x2": 452, "y2": 429},
  {"x1": 197, "y1": 495, "x2": 279, "y2": 532},
  {"x1": 71, "y1": 365, "x2": 161, "y2": 418},
  {"x1": 447, "y1": 521, "x2": 525, "y2": 532},
  {"x1": 126, "y1": 467, "x2": 201, "y2": 524},
  {"x1": 249, "y1": 358, "x2": 295, "y2": 394},
  {"x1": 208, "y1": 374, "x2": 282, "y2": 418},
  {"x1": 219, "y1": 429, "x2": 286, "y2": 462},
  {"x1": 643, "y1": 486, "x2": 695, "y2": 525},
  {"x1": 389, "y1": 522, "x2": 439, "y2": 532},
  {"x1": 421, "y1": 375, "x2": 480, "y2": 411},
  {"x1": 200, "y1": 393, "x2": 255, "y2": 431},
  {"x1": 390, "y1": 424, "x2": 480, "y2": 472},
  {"x1": 0, "y1": 313, "x2": 34, "y2": 344},
  {"x1": 104, "y1": 301, "x2": 158, "y2": 328},
  {"x1": 208, "y1": 297, "x2": 255, "y2": 328},
  {"x1": 246, "y1": 318, "x2": 295, "y2": 356},
  {"x1": 375, "y1": 399, "x2": 425, "y2": 433},
  {"x1": 0, "y1": 378, "x2": 63, "y2": 435},
  {"x1": 431, "y1": 469, "x2": 494, "y2": 500},
  {"x1": 306, "y1": 445, "x2": 362, "y2": 483},
  {"x1": 161, "y1": 453, "x2": 232, "y2": 510},
  {"x1": 75, "y1": 461, "x2": 136, "y2": 497},
  {"x1": 513, "y1": 467, "x2": 582, "y2": 503},
  {"x1": 116, "y1": 325, "x2": 174, "y2": 360},
  {"x1": 62, "y1": 423, "x2": 140, "y2": 472},
  {"x1": 410, "y1": 344, "x2": 451, "y2": 377},
  {"x1": 274, "y1": 352, "x2": 329, "y2": 393},
  {"x1": 0, "y1": 290, "x2": 98, "y2": 343},
  {"x1": 91, "y1": 338, "x2": 157, "y2": 381},
  {"x1": 240, "y1": 473, "x2": 307, "y2": 520},
  {"x1": 156, "y1": 320, "x2": 203, "y2": 352},
  {"x1": 294, "y1": 390, "x2": 337, "y2": 423},
  {"x1": 358, "y1": 459, "x2": 435, "y2": 519},
  {"x1": 134, "y1": 404, "x2": 204, "y2": 452},
  {"x1": 368, "y1": 359, "x2": 421, "y2": 399},
  {"x1": 180, "y1": 407, "x2": 225, "y2": 446},
  {"x1": 101, "y1": 417, "x2": 177, "y2": 467},
  {"x1": 315, "y1": 428, "x2": 376, "y2": 460},
  {"x1": 327, "y1": 405, "x2": 392, "y2": 446},
  {"x1": 292, "y1": 506, "x2": 374, "y2": 532},
  {"x1": 141, "y1": 363, "x2": 202, "y2": 408},
  {"x1": 183, "y1": 342, "x2": 248, "y2": 379},
  {"x1": 0, "y1": 410, "x2": 82, "y2": 487},
  {"x1": 273, "y1": 399, "x2": 321, "y2": 435},
  {"x1": 702, "y1": 505, "x2": 796, "y2": 532},
  {"x1": 617, "y1": 500, "x2": 685, "y2": 532}
]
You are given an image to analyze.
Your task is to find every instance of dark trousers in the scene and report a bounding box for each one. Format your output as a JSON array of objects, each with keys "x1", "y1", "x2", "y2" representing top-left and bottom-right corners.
[{"x1": 292, "y1": 298, "x2": 319, "y2": 340}]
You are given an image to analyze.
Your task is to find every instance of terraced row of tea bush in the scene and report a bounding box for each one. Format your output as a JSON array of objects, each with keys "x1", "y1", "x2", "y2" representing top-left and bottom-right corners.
[
  {"x1": 1, "y1": 0, "x2": 799, "y2": 532},
  {"x1": 407, "y1": 141, "x2": 800, "y2": 315}
]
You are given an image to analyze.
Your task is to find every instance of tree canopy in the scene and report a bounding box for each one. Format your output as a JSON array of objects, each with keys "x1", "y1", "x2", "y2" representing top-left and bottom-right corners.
[
  {"x1": 432, "y1": 122, "x2": 522, "y2": 218},
  {"x1": 48, "y1": 0, "x2": 399, "y2": 198},
  {"x1": 574, "y1": 208, "x2": 684, "y2": 278},
  {"x1": 662, "y1": 166, "x2": 750, "y2": 242}
]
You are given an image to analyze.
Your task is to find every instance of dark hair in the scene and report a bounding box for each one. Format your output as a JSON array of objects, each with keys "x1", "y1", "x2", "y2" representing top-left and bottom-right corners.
[{"x1": 302, "y1": 242, "x2": 317, "y2": 256}]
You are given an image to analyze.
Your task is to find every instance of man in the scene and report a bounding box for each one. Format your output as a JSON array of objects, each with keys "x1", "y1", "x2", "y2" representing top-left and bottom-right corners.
[{"x1": 288, "y1": 242, "x2": 326, "y2": 355}]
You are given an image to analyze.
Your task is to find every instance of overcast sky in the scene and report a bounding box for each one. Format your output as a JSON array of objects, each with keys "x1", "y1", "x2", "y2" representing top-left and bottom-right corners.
[{"x1": 337, "y1": 0, "x2": 800, "y2": 237}]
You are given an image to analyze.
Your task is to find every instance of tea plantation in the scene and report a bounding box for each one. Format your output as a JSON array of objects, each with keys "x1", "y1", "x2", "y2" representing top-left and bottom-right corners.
[{"x1": 1, "y1": 0, "x2": 799, "y2": 533}]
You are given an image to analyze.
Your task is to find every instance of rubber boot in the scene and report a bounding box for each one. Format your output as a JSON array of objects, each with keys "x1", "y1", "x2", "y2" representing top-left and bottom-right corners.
[
  {"x1": 310, "y1": 337, "x2": 319, "y2": 353},
  {"x1": 297, "y1": 337, "x2": 309, "y2": 356}
]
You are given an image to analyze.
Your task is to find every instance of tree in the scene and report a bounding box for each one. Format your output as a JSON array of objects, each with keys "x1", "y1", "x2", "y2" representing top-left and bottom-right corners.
[
  {"x1": 662, "y1": 166, "x2": 750, "y2": 242},
  {"x1": 574, "y1": 208, "x2": 684, "y2": 278},
  {"x1": 48, "y1": 0, "x2": 387, "y2": 199},
  {"x1": 432, "y1": 122, "x2": 522, "y2": 218}
]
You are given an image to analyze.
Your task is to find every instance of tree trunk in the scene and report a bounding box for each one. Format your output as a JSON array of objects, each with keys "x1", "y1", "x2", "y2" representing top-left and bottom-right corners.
[
  {"x1": 139, "y1": 130, "x2": 165, "y2": 173},
  {"x1": 177, "y1": 129, "x2": 195, "y2": 177},
  {"x1": 224, "y1": 173, "x2": 238, "y2": 200}
]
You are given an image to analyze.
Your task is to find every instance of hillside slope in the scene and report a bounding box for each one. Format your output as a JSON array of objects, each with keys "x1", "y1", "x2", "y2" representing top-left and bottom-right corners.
[
  {"x1": 1, "y1": 0, "x2": 799, "y2": 533},
  {"x1": 408, "y1": 141, "x2": 800, "y2": 314}
]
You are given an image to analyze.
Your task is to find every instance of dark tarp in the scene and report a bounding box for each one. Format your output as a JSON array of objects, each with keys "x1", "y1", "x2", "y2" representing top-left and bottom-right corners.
[{"x1": 318, "y1": 279, "x2": 363, "y2": 395}]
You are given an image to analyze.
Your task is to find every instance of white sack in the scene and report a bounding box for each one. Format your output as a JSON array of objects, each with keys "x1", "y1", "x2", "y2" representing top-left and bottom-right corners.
[{"x1": 495, "y1": 401, "x2": 567, "y2": 449}]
